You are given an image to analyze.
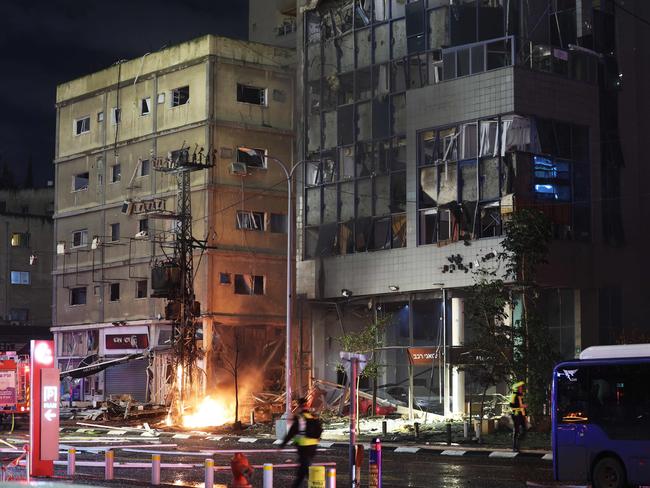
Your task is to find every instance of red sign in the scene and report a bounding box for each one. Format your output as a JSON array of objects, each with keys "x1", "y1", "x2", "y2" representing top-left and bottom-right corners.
[
  {"x1": 29, "y1": 340, "x2": 59, "y2": 476},
  {"x1": 407, "y1": 347, "x2": 440, "y2": 365},
  {"x1": 105, "y1": 334, "x2": 149, "y2": 350}
]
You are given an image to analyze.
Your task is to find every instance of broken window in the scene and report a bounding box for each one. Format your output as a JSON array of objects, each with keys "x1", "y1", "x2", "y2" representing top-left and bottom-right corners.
[
  {"x1": 234, "y1": 274, "x2": 265, "y2": 295},
  {"x1": 370, "y1": 217, "x2": 391, "y2": 250},
  {"x1": 460, "y1": 123, "x2": 478, "y2": 159},
  {"x1": 323, "y1": 111, "x2": 338, "y2": 149},
  {"x1": 339, "y1": 33, "x2": 355, "y2": 72},
  {"x1": 308, "y1": 113, "x2": 321, "y2": 152},
  {"x1": 305, "y1": 227, "x2": 319, "y2": 259},
  {"x1": 337, "y1": 73, "x2": 355, "y2": 105},
  {"x1": 429, "y1": 6, "x2": 450, "y2": 50},
  {"x1": 374, "y1": 175, "x2": 391, "y2": 216},
  {"x1": 356, "y1": 178, "x2": 373, "y2": 218},
  {"x1": 141, "y1": 97, "x2": 151, "y2": 115},
  {"x1": 111, "y1": 164, "x2": 121, "y2": 183},
  {"x1": 338, "y1": 105, "x2": 354, "y2": 145},
  {"x1": 376, "y1": 139, "x2": 391, "y2": 175},
  {"x1": 390, "y1": 59, "x2": 408, "y2": 92},
  {"x1": 479, "y1": 202, "x2": 501, "y2": 237},
  {"x1": 322, "y1": 156, "x2": 337, "y2": 183},
  {"x1": 437, "y1": 126, "x2": 459, "y2": 161},
  {"x1": 419, "y1": 208, "x2": 438, "y2": 244},
  {"x1": 236, "y1": 211, "x2": 265, "y2": 231},
  {"x1": 419, "y1": 166, "x2": 438, "y2": 208},
  {"x1": 340, "y1": 181, "x2": 355, "y2": 221},
  {"x1": 459, "y1": 161, "x2": 478, "y2": 201},
  {"x1": 75, "y1": 116, "x2": 90, "y2": 135},
  {"x1": 355, "y1": 217, "x2": 372, "y2": 252},
  {"x1": 392, "y1": 19, "x2": 407, "y2": 59},
  {"x1": 374, "y1": 0, "x2": 388, "y2": 21},
  {"x1": 372, "y1": 97, "x2": 390, "y2": 140},
  {"x1": 391, "y1": 93, "x2": 406, "y2": 135},
  {"x1": 323, "y1": 40, "x2": 337, "y2": 78},
  {"x1": 314, "y1": 222, "x2": 338, "y2": 257},
  {"x1": 392, "y1": 213, "x2": 406, "y2": 248},
  {"x1": 355, "y1": 1, "x2": 371, "y2": 27},
  {"x1": 236, "y1": 84, "x2": 265, "y2": 105},
  {"x1": 391, "y1": 136, "x2": 407, "y2": 170},
  {"x1": 479, "y1": 119, "x2": 498, "y2": 157},
  {"x1": 70, "y1": 287, "x2": 87, "y2": 306},
  {"x1": 338, "y1": 222, "x2": 355, "y2": 254},
  {"x1": 136, "y1": 280, "x2": 148, "y2": 298},
  {"x1": 110, "y1": 283, "x2": 120, "y2": 302},
  {"x1": 486, "y1": 38, "x2": 512, "y2": 70},
  {"x1": 356, "y1": 102, "x2": 372, "y2": 141},
  {"x1": 140, "y1": 159, "x2": 150, "y2": 176},
  {"x1": 306, "y1": 11, "x2": 322, "y2": 44},
  {"x1": 10, "y1": 232, "x2": 29, "y2": 248},
  {"x1": 374, "y1": 23, "x2": 390, "y2": 64},
  {"x1": 437, "y1": 162, "x2": 457, "y2": 205},
  {"x1": 356, "y1": 68, "x2": 372, "y2": 101},
  {"x1": 479, "y1": 157, "x2": 500, "y2": 200},
  {"x1": 408, "y1": 54, "x2": 428, "y2": 89},
  {"x1": 340, "y1": 146, "x2": 355, "y2": 178},
  {"x1": 374, "y1": 64, "x2": 390, "y2": 96},
  {"x1": 391, "y1": 171, "x2": 406, "y2": 213},
  {"x1": 171, "y1": 86, "x2": 190, "y2": 107},
  {"x1": 237, "y1": 147, "x2": 266, "y2": 167},
  {"x1": 356, "y1": 28, "x2": 372, "y2": 68},
  {"x1": 419, "y1": 130, "x2": 436, "y2": 165},
  {"x1": 306, "y1": 187, "x2": 322, "y2": 226},
  {"x1": 73, "y1": 172, "x2": 89, "y2": 191},
  {"x1": 450, "y1": 0, "x2": 477, "y2": 46},
  {"x1": 356, "y1": 142, "x2": 373, "y2": 177},
  {"x1": 308, "y1": 81, "x2": 321, "y2": 113},
  {"x1": 438, "y1": 209, "x2": 451, "y2": 241},
  {"x1": 406, "y1": 0, "x2": 425, "y2": 53},
  {"x1": 323, "y1": 184, "x2": 338, "y2": 223},
  {"x1": 110, "y1": 223, "x2": 120, "y2": 242}
]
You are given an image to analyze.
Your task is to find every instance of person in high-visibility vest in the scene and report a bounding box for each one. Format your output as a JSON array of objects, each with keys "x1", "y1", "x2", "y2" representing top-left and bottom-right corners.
[
  {"x1": 509, "y1": 381, "x2": 527, "y2": 451},
  {"x1": 280, "y1": 397, "x2": 322, "y2": 488}
]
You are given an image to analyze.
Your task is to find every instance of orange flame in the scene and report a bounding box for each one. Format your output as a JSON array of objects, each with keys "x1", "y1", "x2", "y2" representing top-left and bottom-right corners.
[{"x1": 182, "y1": 395, "x2": 236, "y2": 428}]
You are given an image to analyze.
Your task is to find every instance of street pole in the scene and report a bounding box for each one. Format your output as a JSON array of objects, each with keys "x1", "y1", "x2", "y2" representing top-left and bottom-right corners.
[{"x1": 349, "y1": 357, "x2": 358, "y2": 488}]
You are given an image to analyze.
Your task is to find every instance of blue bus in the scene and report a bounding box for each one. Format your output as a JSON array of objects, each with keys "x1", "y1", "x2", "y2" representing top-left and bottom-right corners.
[{"x1": 552, "y1": 344, "x2": 650, "y2": 488}]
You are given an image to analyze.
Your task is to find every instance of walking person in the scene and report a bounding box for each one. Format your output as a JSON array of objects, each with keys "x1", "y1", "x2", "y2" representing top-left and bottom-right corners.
[
  {"x1": 280, "y1": 397, "x2": 322, "y2": 488},
  {"x1": 509, "y1": 381, "x2": 527, "y2": 451}
]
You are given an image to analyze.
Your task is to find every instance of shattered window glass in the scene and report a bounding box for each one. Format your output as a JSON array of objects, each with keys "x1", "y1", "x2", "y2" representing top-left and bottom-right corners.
[
  {"x1": 479, "y1": 157, "x2": 500, "y2": 200},
  {"x1": 390, "y1": 171, "x2": 406, "y2": 213},
  {"x1": 306, "y1": 187, "x2": 322, "y2": 226},
  {"x1": 370, "y1": 217, "x2": 392, "y2": 250},
  {"x1": 355, "y1": 217, "x2": 372, "y2": 252},
  {"x1": 391, "y1": 136, "x2": 407, "y2": 170},
  {"x1": 338, "y1": 73, "x2": 355, "y2": 105},
  {"x1": 323, "y1": 40, "x2": 337, "y2": 77},
  {"x1": 339, "y1": 33, "x2": 355, "y2": 72},
  {"x1": 392, "y1": 213, "x2": 407, "y2": 248},
  {"x1": 461, "y1": 123, "x2": 478, "y2": 159},
  {"x1": 374, "y1": 0, "x2": 388, "y2": 21},
  {"x1": 356, "y1": 28, "x2": 372, "y2": 68},
  {"x1": 323, "y1": 110, "x2": 337, "y2": 149},
  {"x1": 419, "y1": 208, "x2": 438, "y2": 244},
  {"x1": 437, "y1": 161, "x2": 457, "y2": 205},
  {"x1": 373, "y1": 64, "x2": 390, "y2": 96},
  {"x1": 479, "y1": 119, "x2": 498, "y2": 157},
  {"x1": 356, "y1": 142, "x2": 373, "y2": 177},
  {"x1": 307, "y1": 11, "x2": 322, "y2": 44},
  {"x1": 460, "y1": 162, "x2": 478, "y2": 202},
  {"x1": 322, "y1": 155, "x2": 337, "y2": 183},
  {"x1": 479, "y1": 203, "x2": 501, "y2": 237},
  {"x1": 391, "y1": 0, "x2": 406, "y2": 19},
  {"x1": 372, "y1": 97, "x2": 390, "y2": 140},
  {"x1": 357, "y1": 178, "x2": 373, "y2": 217},
  {"x1": 338, "y1": 105, "x2": 354, "y2": 145},
  {"x1": 438, "y1": 209, "x2": 451, "y2": 241},
  {"x1": 375, "y1": 175, "x2": 391, "y2": 216},
  {"x1": 356, "y1": 68, "x2": 373, "y2": 101},
  {"x1": 391, "y1": 93, "x2": 406, "y2": 135},
  {"x1": 390, "y1": 59, "x2": 408, "y2": 92},
  {"x1": 305, "y1": 227, "x2": 319, "y2": 259},
  {"x1": 419, "y1": 130, "x2": 436, "y2": 165},
  {"x1": 308, "y1": 81, "x2": 321, "y2": 114},
  {"x1": 374, "y1": 23, "x2": 390, "y2": 64},
  {"x1": 338, "y1": 222, "x2": 355, "y2": 254},
  {"x1": 356, "y1": 101, "x2": 372, "y2": 141},
  {"x1": 419, "y1": 166, "x2": 438, "y2": 208},
  {"x1": 437, "y1": 127, "x2": 459, "y2": 161},
  {"x1": 340, "y1": 181, "x2": 355, "y2": 221},
  {"x1": 376, "y1": 139, "x2": 391, "y2": 175},
  {"x1": 323, "y1": 184, "x2": 338, "y2": 223},
  {"x1": 340, "y1": 146, "x2": 355, "y2": 179}
]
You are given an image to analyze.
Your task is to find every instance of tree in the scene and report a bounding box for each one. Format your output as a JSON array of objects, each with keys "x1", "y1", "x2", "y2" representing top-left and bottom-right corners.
[{"x1": 217, "y1": 327, "x2": 243, "y2": 427}]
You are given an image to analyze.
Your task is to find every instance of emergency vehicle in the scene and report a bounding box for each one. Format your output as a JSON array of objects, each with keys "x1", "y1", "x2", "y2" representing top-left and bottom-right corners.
[{"x1": 0, "y1": 353, "x2": 30, "y2": 420}]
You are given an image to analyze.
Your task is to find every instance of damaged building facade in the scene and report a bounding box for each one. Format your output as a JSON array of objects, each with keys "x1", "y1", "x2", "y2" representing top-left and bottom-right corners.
[
  {"x1": 290, "y1": 0, "x2": 650, "y2": 415},
  {"x1": 53, "y1": 36, "x2": 295, "y2": 404}
]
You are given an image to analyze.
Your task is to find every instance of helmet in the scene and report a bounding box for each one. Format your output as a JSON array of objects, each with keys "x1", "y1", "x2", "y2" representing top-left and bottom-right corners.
[{"x1": 511, "y1": 381, "x2": 525, "y2": 391}]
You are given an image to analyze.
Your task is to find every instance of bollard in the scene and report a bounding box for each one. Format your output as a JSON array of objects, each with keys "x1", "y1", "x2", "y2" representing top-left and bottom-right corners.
[
  {"x1": 463, "y1": 421, "x2": 469, "y2": 440},
  {"x1": 446, "y1": 423, "x2": 452, "y2": 445},
  {"x1": 326, "y1": 467, "x2": 336, "y2": 488},
  {"x1": 67, "y1": 448, "x2": 76, "y2": 476},
  {"x1": 382, "y1": 420, "x2": 387, "y2": 437},
  {"x1": 104, "y1": 449, "x2": 114, "y2": 480},
  {"x1": 205, "y1": 458, "x2": 214, "y2": 488},
  {"x1": 263, "y1": 463, "x2": 273, "y2": 488},
  {"x1": 308, "y1": 465, "x2": 325, "y2": 488},
  {"x1": 151, "y1": 453, "x2": 161, "y2": 485},
  {"x1": 369, "y1": 438, "x2": 382, "y2": 488},
  {"x1": 414, "y1": 422, "x2": 420, "y2": 439}
]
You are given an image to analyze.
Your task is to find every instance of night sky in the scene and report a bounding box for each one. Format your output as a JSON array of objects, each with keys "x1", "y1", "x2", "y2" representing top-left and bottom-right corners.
[{"x1": 0, "y1": 0, "x2": 249, "y2": 188}]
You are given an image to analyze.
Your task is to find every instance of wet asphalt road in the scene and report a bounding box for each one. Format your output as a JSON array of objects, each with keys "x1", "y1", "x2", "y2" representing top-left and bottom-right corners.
[{"x1": 1, "y1": 426, "x2": 557, "y2": 487}]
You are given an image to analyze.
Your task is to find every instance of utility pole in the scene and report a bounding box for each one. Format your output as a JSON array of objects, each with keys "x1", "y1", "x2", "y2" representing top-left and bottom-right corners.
[{"x1": 152, "y1": 144, "x2": 214, "y2": 420}]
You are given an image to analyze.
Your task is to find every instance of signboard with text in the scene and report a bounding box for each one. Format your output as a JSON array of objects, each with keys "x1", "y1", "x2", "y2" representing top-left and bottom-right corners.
[
  {"x1": 105, "y1": 334, "x2": 149, "y2": 350},
  {"x1": 29, "y1": 340, "x2": 59, "y2": 476},
  {"x1": 407, "y1": 347, "x2": 440, "y2": 366}
]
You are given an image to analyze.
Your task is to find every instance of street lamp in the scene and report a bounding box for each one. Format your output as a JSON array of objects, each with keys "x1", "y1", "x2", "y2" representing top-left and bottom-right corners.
[{"x1": 237, "y1": 148, "x2": 318, "y2": 420}]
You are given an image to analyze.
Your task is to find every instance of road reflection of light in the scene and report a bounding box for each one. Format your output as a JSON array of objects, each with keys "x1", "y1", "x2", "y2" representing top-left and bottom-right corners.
[{"x1": 171, "y1": 481, "x2": 227, "y2": 488}]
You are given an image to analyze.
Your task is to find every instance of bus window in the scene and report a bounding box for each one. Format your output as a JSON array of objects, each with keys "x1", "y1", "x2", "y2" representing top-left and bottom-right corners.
[{"x1": 556, "y1": 367, "x2": 590, "y2": 423}]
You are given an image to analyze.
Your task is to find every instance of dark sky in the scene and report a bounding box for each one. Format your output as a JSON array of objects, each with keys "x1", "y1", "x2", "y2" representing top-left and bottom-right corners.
[{"x1": 0, "y1": 0, "x2": 249, "y2": 188}]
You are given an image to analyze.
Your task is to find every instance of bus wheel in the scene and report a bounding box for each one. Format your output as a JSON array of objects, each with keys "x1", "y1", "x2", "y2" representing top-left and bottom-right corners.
[{"x1": 592, "y1": 456, "x2": 627, "y2": 488}]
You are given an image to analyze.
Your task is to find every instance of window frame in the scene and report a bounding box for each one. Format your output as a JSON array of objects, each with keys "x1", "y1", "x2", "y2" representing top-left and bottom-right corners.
[
  {"x1": 110, "y1": 223, "x2": 120, "y2": 242},
  {"x1": 236, "y1": 83, "x2": 268, "y2": 106},
  {"x1": 10, "y1": 271, "x2": 30, "y2": 285},
  {"x1": 72, "y1": 172, "x2": 90, "y2": 192},
  {"x1": 11, "y1": 232, "x2": 29, "y2": 248},
  {"x1": 135, "y1": 280, "x2": 148, "y2": 299},
  {"x1": 141, "y1": 97, "x2": 151, "y2": 116},
  {"x1": 71, "y1": 229, "x2": 89, "y2": 248},
  {"x1": 70, "y1": 286, "x2": 87, "y2": 306},
  {"x1": 171, "y1": 86, "x2": 190, "y2": 107},
  {"x1": 236, "y1": 210, "x2": 266, "y2": 231},
  {"x1": 111, "y1": 164, "x2": 121, "y2": 183},
  {"x1": 74, "y1": 116, "x2": 91, "y2": 135},
  {"x1": 109, "y1": 282, "x2": 120, "y2": 302}
]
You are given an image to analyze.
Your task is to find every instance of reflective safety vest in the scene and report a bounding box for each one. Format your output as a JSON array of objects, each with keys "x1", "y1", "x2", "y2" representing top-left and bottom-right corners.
[
  {"x1": 509, "y1": 392, "x2": 526, "y2": 416},
  {"x1": 295, "y1": 412, "x2": 320, "y2": 446}
]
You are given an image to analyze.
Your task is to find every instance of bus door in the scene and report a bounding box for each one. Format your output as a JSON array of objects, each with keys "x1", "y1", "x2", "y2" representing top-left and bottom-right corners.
[{"x1": 555, "y1": 365, "x2": 590, "y2": 481}]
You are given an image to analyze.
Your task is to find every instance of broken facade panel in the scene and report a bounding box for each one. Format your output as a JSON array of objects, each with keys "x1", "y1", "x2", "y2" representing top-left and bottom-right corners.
[
  {"x1": 392, "y1": 18, "x2": 407, "y2": 59},
  {"x1": 356, "y1": 28, "x2": 372, "y2": 68},
  {"x1": 356, "y1": 101, "x2": 372, "y2": 141},
  {"x1": 338, "y1": 33, "x2": 355, "y2": 72},
  {"x1": 374, "y1": 23, "x2": 390, "y2": 64},
  {"x1": 323, "y1": 184, "x2": 338, "y2": 223},
  {"x1": 340, "y1": 146, "x2": 355, "y2": 178},
  {"x1": 357, "y1": 178, "x2": 373, "y2": 217},
  {"x1": 340, "y1": 181, "x2": 355, "y2": 221},
  {"x1": 375, "y1": 175, "x2": 391, "y2": 215},
  {"x1": 323, "y1": 110, "x2": 338, "y2": 149},
  {"x1": 306, "y1": 187, "x2": 322, "y2": 226},
  {"x1": 391, "y1": 93, "x2": 406, "y2": 135},
  {"x1": 428, "y1": 6, "x2": 449, "y2": 50}
]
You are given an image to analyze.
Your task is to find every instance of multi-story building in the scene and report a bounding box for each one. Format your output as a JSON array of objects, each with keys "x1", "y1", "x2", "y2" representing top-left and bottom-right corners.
[
  {"x1": 249, "y1": 0, "x2": 298, "y2": 48},
  {"x1": 290, "y1": 0, "x2": 650, "y2": 415},
  {"x1": 53, "y1": 35, "x2": 295, "y2": 403},
  {"x1": 0, "y1": 187, "x2": 54, "y2": 352}
]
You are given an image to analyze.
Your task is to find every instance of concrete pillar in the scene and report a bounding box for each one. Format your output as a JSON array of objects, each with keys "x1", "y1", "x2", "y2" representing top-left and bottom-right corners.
[{"x1": 451, "y1": 297, "x2": 465, "y2": 415}]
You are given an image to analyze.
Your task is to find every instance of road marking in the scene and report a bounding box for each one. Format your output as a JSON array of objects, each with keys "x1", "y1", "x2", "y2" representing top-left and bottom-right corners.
[
  {"x1": 318, "y1": 441, "x2": 334, "y2": 448},
  {"x1": 489, "y1": 451, "x2": 518, "y2": 458},
  {"x1": 273, "y1": 439, "x2": 283, "y2": 445},
  {"x1": 172, "y1": 434, "x2": 191, "y2": 439},
  {"x1": 238, "y1": 438, "x2": 257, "y2": 443},
  {"x1": 107, "y1": 430, "x2": 127, "y2": 436},
  {"x1": 394, "y1": 447, "x2": 420, "y2": 453},
  {"x1": 207, "y1": 436, "x2": 223, "y2": 441},
  {"x1": 441, "y1": 450, "x2": 466, "y2": 456}
]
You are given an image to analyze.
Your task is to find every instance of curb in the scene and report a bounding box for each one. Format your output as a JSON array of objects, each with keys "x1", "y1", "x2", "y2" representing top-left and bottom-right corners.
[{"x1": 59, "y1": 426, "x2": 551, "y2": 460}]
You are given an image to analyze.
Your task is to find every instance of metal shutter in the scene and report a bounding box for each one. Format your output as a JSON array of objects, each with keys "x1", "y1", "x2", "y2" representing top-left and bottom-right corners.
[{"x1": 105, "y1": 358, "x2": 147, "y2": 402}]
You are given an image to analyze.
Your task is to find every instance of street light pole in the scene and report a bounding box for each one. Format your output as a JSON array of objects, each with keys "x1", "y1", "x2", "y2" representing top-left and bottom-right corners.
[{"x1": 238, "y1": 148, "x2": 317, "y2": 419}]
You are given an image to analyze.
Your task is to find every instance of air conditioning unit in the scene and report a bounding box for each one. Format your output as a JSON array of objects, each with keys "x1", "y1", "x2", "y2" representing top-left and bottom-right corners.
[
  {"x1": 91, "y1": 237, "x2": 101, "y2": 249},
  {"x1": 135, "y1": 231, "x2": 149, "y2": 239},
  {"x1": 229, "y1": 162, "x2": 248, "y2": 176}
]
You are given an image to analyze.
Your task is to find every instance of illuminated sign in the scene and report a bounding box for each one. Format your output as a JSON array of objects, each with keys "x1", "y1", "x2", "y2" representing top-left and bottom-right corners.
[
  {"x1": 407, "y1": 347, "x2": 439, "y2": 365},
  {"x1": 105, "y1": 334, "x2": 149, "y2": 350},
  {"x1": 34, "y1": 341, "x2": 53, "y2": 366}
]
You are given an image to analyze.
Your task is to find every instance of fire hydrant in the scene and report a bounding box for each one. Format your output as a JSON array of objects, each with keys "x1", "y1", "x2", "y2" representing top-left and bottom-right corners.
[{"x1": 230, "y1": 452, "x2": 253, "y2": 488}]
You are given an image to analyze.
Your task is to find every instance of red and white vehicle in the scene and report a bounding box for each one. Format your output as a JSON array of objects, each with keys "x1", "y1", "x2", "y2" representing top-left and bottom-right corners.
[{"x1": 0, "y1": 354, "x2": 30, "y2": 415}]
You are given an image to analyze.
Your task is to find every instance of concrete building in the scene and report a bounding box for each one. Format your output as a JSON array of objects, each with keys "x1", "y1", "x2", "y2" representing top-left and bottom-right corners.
[
  {"x1": 249, "y1": 0, "x2": 298, "y2": 48},
  {"x1": 53, "y1": 35, "x2": 295, "y2": 403},
  {"x1": 289, "y1": 0, "x2": 650, "y2": 416},
  {"x1": 0, "y1": 187, "x2": 54, "y2": 352}
]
